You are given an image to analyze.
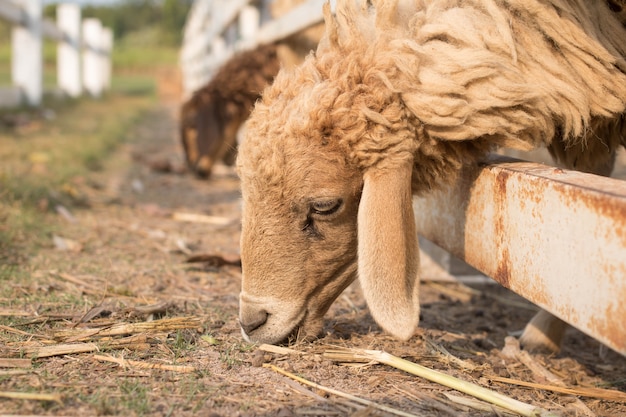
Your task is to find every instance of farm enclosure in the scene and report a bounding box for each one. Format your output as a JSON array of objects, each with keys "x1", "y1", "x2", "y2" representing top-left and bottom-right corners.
[
  {"x1": 1, "y1": 77, "x2": 625, "y2": 415},
  {"x1": 2, "y1": 0, "x2": 626, "y2": 415}
]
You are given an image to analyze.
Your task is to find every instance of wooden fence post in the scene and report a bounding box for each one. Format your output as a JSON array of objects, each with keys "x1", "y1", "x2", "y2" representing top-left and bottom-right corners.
[
  {"x1": 57, "y1": 3, "x2": 81, "y2": 98},
  {"x1": 12, "y1": 0, "x2": 42, "y2": 106},
  {"x1": 82, "y1": 18, "x2": 103, "y2": 97}
]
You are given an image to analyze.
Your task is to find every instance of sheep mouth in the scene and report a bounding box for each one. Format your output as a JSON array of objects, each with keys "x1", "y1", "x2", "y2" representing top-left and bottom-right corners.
[
  {"x1": 282, "y1": 312, "x2": 321, "y2": 344},
  {"x1": 273, "y1": 322, "x2": 305, "y2": 346},
  {"x1": 239, "y1": 303, "x2": 311, "y2": 345},
  {"x1": 266, "y1": 311, "x2": 316, "y2": 345}
]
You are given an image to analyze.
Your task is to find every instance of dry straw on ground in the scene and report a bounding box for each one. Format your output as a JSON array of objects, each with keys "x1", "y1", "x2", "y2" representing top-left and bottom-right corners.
[
  {"x1": 323, "y1": 347, "x2": 559, "y2": 417},
  {"x1": 258, "y1": 342, "x2": 626, "y2": 417}
]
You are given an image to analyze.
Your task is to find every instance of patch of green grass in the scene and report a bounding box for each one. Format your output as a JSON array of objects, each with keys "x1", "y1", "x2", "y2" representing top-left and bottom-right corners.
[
  {"x1": 169, "y1": 329, "x2": 197, "y2": 362},
  {"x1": 0, "y1": 190, "x2": 54, "y2": 281},
  {"x1": 112, "y1": 74, "x2": 156, "y2": 96},
  {"x1": 219, "y1": 341, "x2": 256, "y2": 369},
  {"x1": 88, "y1": 391, "x2": 117, "y2": 416},
  {"x1": 113, "y1": 44, "x2": 178, "y2": 71},
  {"x1": 119, "y1": 379, "x2": 151, "y2": 415},
  {"x1": 0, "y1": 68, "x2": 9, "y2": 85},
  {"x1": 174, "y1": 377, "x2": 213, "y2": 414},
  {"x1": 113, "y1": 28, "x2": 179, "y2": 71}
]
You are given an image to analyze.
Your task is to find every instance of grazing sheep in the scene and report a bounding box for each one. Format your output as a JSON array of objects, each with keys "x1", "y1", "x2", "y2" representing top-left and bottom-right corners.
[
  {"x1": 180, "y1": 0, "x2": 326, "y2": 179},
  {"x1": 179, "y1": 43, "x2": 281, "y2": 178},
  {"x1": 236, "y1": 0, "x2": 626, "y2": 351}
]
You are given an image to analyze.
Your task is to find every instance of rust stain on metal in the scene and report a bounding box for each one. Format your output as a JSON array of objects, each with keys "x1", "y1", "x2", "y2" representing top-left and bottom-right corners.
[
  {"x1": 561, "y1": 186, "x2": 626, "y2": 243},
  {"x1": 589, "y1": 288, "x2": 626, "y2": 352},
  {"x1": 494, "y1": 168, "x2": 510, "y2": 195},
  {"x1": 492, "y1": 246, "x2": 511, "y2": 288},
  {"x1": 493, "y1": 169, "x2": 512, "y2": 289}
]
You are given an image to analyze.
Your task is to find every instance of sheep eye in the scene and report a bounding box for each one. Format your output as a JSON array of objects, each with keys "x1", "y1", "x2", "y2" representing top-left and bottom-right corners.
[{"x1": 310, "y1": 199, "x2": 342, "y2": 215}]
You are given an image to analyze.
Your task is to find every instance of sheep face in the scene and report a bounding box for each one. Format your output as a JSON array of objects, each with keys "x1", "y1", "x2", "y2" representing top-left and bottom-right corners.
[
  {"x1": 180, "y1": 96, "x2": 239, "y2": 179},
  {"x1": 237, "y1": 56, "x2": 423, "y2": 344},
  {"x1": 238, "y1": 140, "x2": 363, "y2": 344},
  {"x1": 180, "y1": 101, "x2": 200, "y2": 171},
  {"x1": 190, "y1": 100, "x2": 223, "y2": 178},
  {"x1": 195, "y1": 101, "x2": 242, "y2": 178}
]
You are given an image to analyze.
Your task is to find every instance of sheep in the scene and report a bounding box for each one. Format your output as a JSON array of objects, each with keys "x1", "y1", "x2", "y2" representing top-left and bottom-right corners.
[
  {"x1": 236, "y1": 0, "x2": 626, "y2": 352},
  {"x1": 179, "y1": 43, "x2": 281, "y2": 178},
  {"x1": 180, "y1": 0, "x2": 326, "y2": 179}
]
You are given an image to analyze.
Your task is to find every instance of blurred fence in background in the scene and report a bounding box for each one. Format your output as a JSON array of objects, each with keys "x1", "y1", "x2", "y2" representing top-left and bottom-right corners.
[
  {"x1": 179, "y1": 0, "x2": 333, "y2": 97},
  {"x1": 0, "y1": 0, "x2": 113, "y2": 108}
]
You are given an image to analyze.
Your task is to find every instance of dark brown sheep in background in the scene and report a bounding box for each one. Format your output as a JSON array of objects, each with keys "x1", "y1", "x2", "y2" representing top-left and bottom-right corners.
[
  {"x1": 180, "y1": 43, "x2": 281, "y2": 178},
  {"x1": 179, "y1": 0, "x2": 326, "y2": 179}
]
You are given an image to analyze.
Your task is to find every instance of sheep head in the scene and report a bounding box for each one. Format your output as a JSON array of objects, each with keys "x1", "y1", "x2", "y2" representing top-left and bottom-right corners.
[
  {"x1": 236, "y1": 3, "x2": 424, "y2": 344},
  {"x1": 237, "y1": 93, "x2": 421, "y2": 343},
  {"x1": 182, "y1": 93, "x2": 247, "y2": 178},
  {"x1": 235, "y1": 0, "x2": 489, "y2": 344},
  {"x1": 237, "y1": 137, "x2": 365, "y2": 343},
  {"x1": 196, "y1": 100, "x2": 243, "y2": 178}
]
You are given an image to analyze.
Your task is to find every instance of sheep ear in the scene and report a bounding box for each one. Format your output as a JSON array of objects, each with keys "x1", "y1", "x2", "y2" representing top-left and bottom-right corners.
[{"x1": 357, "y1": 161, "x2": 420, "y2": 340}]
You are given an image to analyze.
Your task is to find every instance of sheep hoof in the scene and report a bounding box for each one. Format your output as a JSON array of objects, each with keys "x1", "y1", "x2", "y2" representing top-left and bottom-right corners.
[{"x1": 519, "y1": 310, "x2": 568, "y2": 353}]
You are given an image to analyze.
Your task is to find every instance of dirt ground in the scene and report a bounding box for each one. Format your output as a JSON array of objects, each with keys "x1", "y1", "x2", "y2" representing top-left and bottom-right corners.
[{"x1": 1, "y1": 87, "x2": 626, "y2": 416}]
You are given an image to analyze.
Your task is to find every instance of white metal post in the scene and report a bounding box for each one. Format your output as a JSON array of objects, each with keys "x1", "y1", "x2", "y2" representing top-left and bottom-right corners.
[
  {"x1": 82, "y1": 18, "x2": 103, "y2": 97},
  {"x1": 257, "y1": 0, "x2": 273, "y2": 25},
  {"x1": 101, "y1": 27, "x2": 113, "y2": 91},
  {"x1": 57, "y1": 3, "x2": 81, "y2": 98},
  {"x1": 239, "y1": 5, "x2": 260, "y2": 41},
  {"x1": 210, "y1": 37, "x2": 226, "y2": 65},
  {"x1": 12, "y1": 0, "x2": 42, "y2": 106}
]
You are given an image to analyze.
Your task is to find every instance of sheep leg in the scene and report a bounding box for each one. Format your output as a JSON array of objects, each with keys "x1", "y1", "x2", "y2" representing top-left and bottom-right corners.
[{"x1": 519, "y1": 310, "x2": 568, "y2": 353}]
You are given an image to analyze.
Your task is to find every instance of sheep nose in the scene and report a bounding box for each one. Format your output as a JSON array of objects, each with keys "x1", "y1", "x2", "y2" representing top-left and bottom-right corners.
[
  {"x1": 194, "y1": 156, "x2": 212, "y2": 178},
  {"x1": 240, "y1": 310, "x2": 269, "y2": 335}
]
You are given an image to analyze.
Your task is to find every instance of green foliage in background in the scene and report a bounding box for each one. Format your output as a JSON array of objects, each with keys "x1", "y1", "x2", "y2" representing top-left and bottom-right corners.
[{"x1": 43, "y1": 0, "x2": 193, "y2": 46}]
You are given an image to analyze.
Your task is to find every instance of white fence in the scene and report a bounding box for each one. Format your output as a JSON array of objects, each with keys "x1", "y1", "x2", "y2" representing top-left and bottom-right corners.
[
  {"x1": 179, "y1": 0, "x2": 626, "y2": 356},
  {"x1": 0, "y1": 0, "x2": 113, "y2": 108},
  {"x1": 180, "y1": 0, "x2": 334, "y2": 97}
]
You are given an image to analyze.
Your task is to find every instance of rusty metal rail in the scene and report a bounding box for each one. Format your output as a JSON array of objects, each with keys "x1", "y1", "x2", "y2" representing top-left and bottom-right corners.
[{"x1": 414, "y1": 155, "x2": 626, "y2": 355}]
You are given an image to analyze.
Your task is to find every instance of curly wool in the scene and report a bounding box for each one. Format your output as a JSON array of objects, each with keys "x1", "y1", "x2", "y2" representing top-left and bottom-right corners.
[
  {"x1": 239, "y1": 0, "x2": 626, "y2": 193},
  {"x1": 184, "y1": 43, "x2": 281, "y2": 124}
]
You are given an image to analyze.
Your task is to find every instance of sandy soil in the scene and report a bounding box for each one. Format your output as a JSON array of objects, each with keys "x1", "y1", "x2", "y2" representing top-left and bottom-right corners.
[{"x1": 1, "y1": 94, "x2": 625, "y2": 417}]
